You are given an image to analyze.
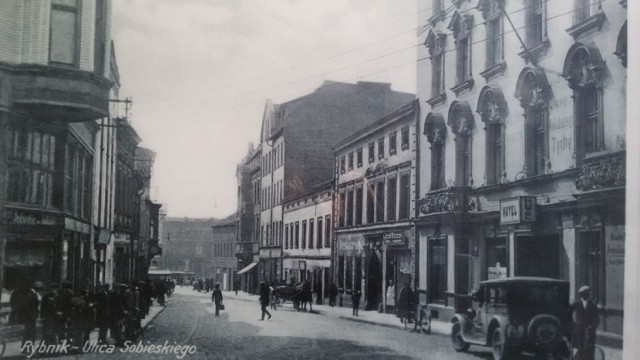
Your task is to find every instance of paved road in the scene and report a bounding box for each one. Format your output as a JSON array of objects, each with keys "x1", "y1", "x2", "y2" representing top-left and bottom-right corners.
[{"x1": 47, "y1": 290, "x2": 521, "y2": 359}]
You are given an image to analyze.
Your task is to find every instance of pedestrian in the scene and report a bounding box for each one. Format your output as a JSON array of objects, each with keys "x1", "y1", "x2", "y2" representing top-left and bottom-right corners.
[
  {"x1": 21, "y1": 282, "x2": 42, "y2": 352},
  {"x1": 396, "y1": 281, "x2": 413, "y2": 328},
  {"x1": 329, "y1": 282, "x2": 338, "y2": 307},
  {"x1": 41, "y1": 282, "x2": 60, "y2": 345},
  {"x1": 351, "y1": 289, "x2": 361, "y2": 316},
  {"x1": 234, "y1": 278, "x2": 240, "y2": 296},
  {"x1": 571, "y1": 285, "x2": 599, "y2": 360},
  {"x1": 302, "y1": 280, "x2": 313, "y2": 312},
  {"x1": 259, "y1": 282, "x2": 272, "y2": 321},
  {"x1": 385, "y1": 280, "x2": 396, "y2": 314},
  {"x1": 57, "y1": 281, "x2": 74, "y2": 343},
  {"x1": 95, "y1": 283, "x2": 111, "y2": 344},
  {"x1": 212, "y1": 283, "x2": 224, "y2": 316}
]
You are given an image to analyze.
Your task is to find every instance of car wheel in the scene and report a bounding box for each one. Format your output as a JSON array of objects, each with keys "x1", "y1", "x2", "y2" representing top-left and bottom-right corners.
[
  {"x1": 491, "y1": 327, "x2": 513, "y2": 360},
  {"x1": 451, "y1": 321, "x2": 470, "y2": 352}
]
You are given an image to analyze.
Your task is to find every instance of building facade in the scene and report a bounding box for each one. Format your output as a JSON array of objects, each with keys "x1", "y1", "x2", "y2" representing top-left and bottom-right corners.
[
  {"x1": 161, "y1": 217, "x2": 220, "y2": 277},
  {"x1": 235, "y1": 143, "x2": 261, "y2": 294},
  {"x1": 211, "y1": 216, "x2": 238, "y2": 291},
  {"x1": 416, "y1": 0, "x2": 626, "y2": 344},
  {"x1": 333, "y1": 100, "x2": 419, "y2": 311},
  {"x1": 0, "y1": 0, "x2": 113, "y2": 294},
  {"x1": 282, "y1": 181, "x2": 332, "y2": 303},
  {"x1": 258, "y1": 81, "x2": 415, "y2": 285}
]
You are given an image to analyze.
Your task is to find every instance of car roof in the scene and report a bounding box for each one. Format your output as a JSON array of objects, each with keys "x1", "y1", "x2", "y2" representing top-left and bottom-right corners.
[{"x1": 480, "y1": 277, "x2": 569, "y2": 286}]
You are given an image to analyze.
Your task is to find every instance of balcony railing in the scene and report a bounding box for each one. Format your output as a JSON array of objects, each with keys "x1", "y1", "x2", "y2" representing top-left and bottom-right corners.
[
  {"x1": 417, "y1": 187, "x2": 475, "y2": 216},
  {"x1": 575, "y1": 151, "x2": 625, "y2": 191}
]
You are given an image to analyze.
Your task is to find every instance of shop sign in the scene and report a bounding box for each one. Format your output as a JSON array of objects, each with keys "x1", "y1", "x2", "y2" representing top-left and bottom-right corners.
[
  {"x1": 500, "y1": 197, "x2": 536, "y2": 225},
  {"x1": 488, "y1": 262, "x2": 507, "y2": 280},
  {"x1": 383, "y1": 232, "x2": 406, "y2": 246},
  {"x1": 7, "y1": 210, "x2": 59, "y2": 226}
]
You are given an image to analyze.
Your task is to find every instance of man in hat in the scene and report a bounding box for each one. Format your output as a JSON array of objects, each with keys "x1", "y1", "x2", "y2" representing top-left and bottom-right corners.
[
  {"x1": 21, "y1": 282, "x2": 43, "y2": 351},
  {"x1": 571, "y1": 285, "x2": 599, "y2": 360}
]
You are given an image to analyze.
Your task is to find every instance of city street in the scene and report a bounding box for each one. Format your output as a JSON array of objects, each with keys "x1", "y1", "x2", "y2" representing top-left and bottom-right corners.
[{"x1": 49, "y1": 287, "x2": 498, "y2": 360}]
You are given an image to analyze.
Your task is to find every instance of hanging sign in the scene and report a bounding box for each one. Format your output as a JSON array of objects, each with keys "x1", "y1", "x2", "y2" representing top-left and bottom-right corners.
[{"x1": 500, "y1": 196, "x2": 537, "y2": 225}]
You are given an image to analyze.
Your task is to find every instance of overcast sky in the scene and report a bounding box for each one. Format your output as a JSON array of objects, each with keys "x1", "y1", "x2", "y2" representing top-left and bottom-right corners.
[{"x1": 111, "y1": 0, "x2": 417, "y2": 219}]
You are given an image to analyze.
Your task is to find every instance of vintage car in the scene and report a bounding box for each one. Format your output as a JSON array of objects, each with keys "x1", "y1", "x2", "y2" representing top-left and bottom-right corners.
[{"x1": 450, "y1": 277, "x2": 571, "y2": 360}]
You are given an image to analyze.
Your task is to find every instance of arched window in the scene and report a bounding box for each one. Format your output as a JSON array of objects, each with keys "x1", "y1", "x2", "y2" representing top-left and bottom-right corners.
[
  {"x1": 477, "y1": 86, "x2": 507, "y2": 185},
  {"x1": 515, "y1": 67, "x2": 551, "y2": 177},
  {"x1": 424, "y1": 113, "x2": 447, "y2": 190},
  {"x1": 562, "y1": 43, "x2": 605, "y2": 165},
  {"x1": 447, "y1": 101, "x2": 474, "y2": 187}
]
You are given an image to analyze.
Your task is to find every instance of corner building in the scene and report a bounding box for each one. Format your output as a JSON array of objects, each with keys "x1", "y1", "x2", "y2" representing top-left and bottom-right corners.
[{"x1": 416, "y1": 0, "x2": 626, "y2": 346}]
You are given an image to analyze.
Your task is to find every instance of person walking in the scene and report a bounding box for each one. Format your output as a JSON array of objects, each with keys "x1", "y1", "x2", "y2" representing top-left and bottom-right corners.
[
  {"x1": 571, "y1": 285, "x2": 600, "y2": 360},
  {"x1": 212, "y1": 284, "x2": 223, "y2": 316},
  {"x1": 94, "y1": 283, "x2": 111, "y2": 344},
  {"x1": 21, "y1": 282, "x2": 42, "y2": 351},
  {"x1": 329, "y1": 282, "x2": 338, "y2": 307},
  {"x1": 351, "y1": 289, "x2": 361, "y2": 316},
  {"x1": 41, "y1": 282, "x2": 60, "y2": 345},
  {"x1": 259, "y1": 282, "x2": 272, "y2": 321},
  {"x1": 396, "y1": 281, "x2": 413, "y2": 328}
]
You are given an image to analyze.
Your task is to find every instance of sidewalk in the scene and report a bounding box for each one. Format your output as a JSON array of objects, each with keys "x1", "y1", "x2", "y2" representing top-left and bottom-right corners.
[
  {"x1": 219, "y1": 290, "x2": 622, "y2": 360},
  {"x1": 2, "y1": 304, "x2": 166, "y2": 359}
]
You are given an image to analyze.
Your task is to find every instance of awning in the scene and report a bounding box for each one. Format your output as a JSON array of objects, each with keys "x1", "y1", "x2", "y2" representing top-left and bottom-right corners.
[{"x1": 237, "y1": 262, "x2": 257, "y2": 275}]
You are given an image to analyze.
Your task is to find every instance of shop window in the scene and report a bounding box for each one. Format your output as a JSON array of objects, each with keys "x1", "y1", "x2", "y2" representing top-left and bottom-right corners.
[
  {"x1": 50, "y1": 0, "x2": 79, "y2": 66},
  {"x1": 429, "y1": 237, "x2": 448, "y2": 303},
  {"x1": 375, "y1": 180, "x2": 385, "y2": 223},
  {"x1": 389, "y1": 132, "x2": 397, "y2": 155},
  {"x1": 448, "y1": 101, "x2": 474, "y2": 187},
  {"x1": 455, "y1": 237, "x2": 470, "y2": 295},
  {"x1": 562, "y1": 43, "x2": 605, "y2": 165},
  {"x1": 486, "y1": 237, "x2": 508, "y2": 279},
  {"x1": 366, "y1": 182, "x2": 375, "y2": 224},
  {"x1": 355, "y1": 186, "x2": 363, "y2": 226},
  {"x1": 399, "y1": 173, "x2": 410, "y2": 220},
  {"x1": 324, "y1": 215, "x2": 331, "y2": 248},
  {"x1": 368, "y1": 142, "x2": 375, "y2": 163},
  {"x1": 387, "y1": 176, "x2": 397, "y2": 222},
  {"x1": 346, "y1": 256, "x2": 353, "y2": 291},
  {"x1": 515, "y1": 234, "x2": 560, "y2": 279},
  {"x1": 424, "y1": 113, "x2": 447, "y2": 190}
]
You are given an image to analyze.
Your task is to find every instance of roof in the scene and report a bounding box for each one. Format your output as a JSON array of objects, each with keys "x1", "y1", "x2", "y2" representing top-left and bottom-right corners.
[
  {"x1": 211, "y1": 213, "x2": 237, "y2": 228},
  {"x1": 480, "y1": 277, "x2": 569, "y2": 286}
]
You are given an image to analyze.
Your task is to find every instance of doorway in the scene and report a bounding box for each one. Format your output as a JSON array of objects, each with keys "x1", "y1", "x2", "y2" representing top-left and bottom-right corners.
[
  {"x1": 428, "y1": 237, "x2": 448, "y2": 303},
  {"x1": 515, "y1": 234, "x2": 560, "y2": 279}
]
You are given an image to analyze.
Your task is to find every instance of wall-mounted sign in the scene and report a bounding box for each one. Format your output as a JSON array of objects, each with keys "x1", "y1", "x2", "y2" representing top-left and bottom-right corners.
[
  {"x1": 500, "y1": 196, "x2": 536, "y2": 225},
  {"x1": 383, "y1": 232, "x2": 406, "y2": 246},
  {"x1": 7, "y1": 210, "x2": 60, "y2": 226}
]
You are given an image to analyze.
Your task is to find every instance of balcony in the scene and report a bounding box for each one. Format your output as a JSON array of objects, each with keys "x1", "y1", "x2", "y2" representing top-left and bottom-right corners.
[
  {"x1": 417, "y1": 187, "x2": 475, "y2": 216},
  {"x1": 575, "y1": 151, "x2": 625, "y2": 192},
  {"x1": 9, "y1": 64, "x2": 111, "y2": 122}
]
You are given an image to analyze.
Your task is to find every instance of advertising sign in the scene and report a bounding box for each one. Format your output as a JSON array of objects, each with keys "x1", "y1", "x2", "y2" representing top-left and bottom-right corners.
[
  {"x1": 383, "y1": 232, "x2": 406, "y2": 246},
  {"x1": 500, "y1": 196, "x2": 537, "y2": 225}
]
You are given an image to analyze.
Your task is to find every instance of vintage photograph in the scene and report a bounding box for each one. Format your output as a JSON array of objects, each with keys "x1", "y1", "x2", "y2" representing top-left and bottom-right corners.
[{"x1": 0, "y1": 0, "x2": 636, "y2": 359}]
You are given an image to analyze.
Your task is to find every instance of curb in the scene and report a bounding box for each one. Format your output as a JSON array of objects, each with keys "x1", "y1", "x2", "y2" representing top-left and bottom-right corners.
[{"x1": 141, "y1": 305, "x2": 167, "y2": 331}]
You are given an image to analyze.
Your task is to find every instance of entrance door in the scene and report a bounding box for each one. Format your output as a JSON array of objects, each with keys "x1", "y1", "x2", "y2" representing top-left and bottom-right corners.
[
  {"x1": 515, "y1": 234, "x2": 560, "y2": 279},
  {"x1": 366, "y1": 249, "x2": 382, "y2": 310},
  {"x1": 578, "y1": 231, "x2": 603, "y2": 302},
  {"x1": 429, "y1": 237, "x2": 448, "y2": 303}
]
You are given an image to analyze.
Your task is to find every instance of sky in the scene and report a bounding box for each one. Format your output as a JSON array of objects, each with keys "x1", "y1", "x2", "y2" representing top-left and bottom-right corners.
[{"x1": 111, "y1": 0, "x2": 418, "y2": 218}]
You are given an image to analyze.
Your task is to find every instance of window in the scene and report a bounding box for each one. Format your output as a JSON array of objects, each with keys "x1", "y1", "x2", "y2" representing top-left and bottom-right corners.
[
  {"x1": 516, "y1": 68, "x2": 550, "y2": 177},
  {"x1": 357, "y1": 148, "x2": 363, "y2": 167},
  {"x1": 376, "y1": 180, "x2": 385, "y2": 222},
  {"x1": 425, "y1": 30, "x2": 446, "y2": 104},
  {"x1": 401, "y1": 127, "x2": 410, "y2": 150},
  {"x1": 448, "y1": 12, "x2": 473, "y2": 93},
  {"x1": 562, "y1": 44, "x2": 604, "y2": 164},
  {"x1": 301, "y1": 220, "x2": 307, "y2": 249},
  {"x1": 50, "y1": 0, "x2": 79, "y2": 65},
  {"x1": 94, "y1": 0, "x2": 107, "y2": 75},
  {"x1": 284, "y1": 224, "x2": 289, "y2": 249},
  {"x1": 399, "y1": 173, "x2": 410, "y2": 220},
  {"x1": 387, "y1": 176, "x2": 397, "y2": 221},
  {"x1": 478, "y1": 86, "x2": 506, "y2": 185},
  {"x1": 378, "y1": 138, "x2": 384, "y2": 159},
  {"x1": 295, "y1": 222, "x2": 300, "y2": 248},
  {"x1": 309, "y1": 219, "x2": 314, "y2": 249},
  {"x1": 366, "y1": 182, "x2": 375, "y2": 224},
  {"x1": 368, "y1": 142, "x2": 375, "y2": 163},
  {"x1": 480, "y1": 0, "x2": 503, "y2": 69},
  {"x1": 389, "y1": 132, "x2": 397, "y2": 155},
  {"x1": 575, "y1": 0, "x2": 601, "y2": 24},
  {"x1": 340, "y1": 156, "x2": 346, "y2": 174},
  {"x1": 526, "y1": 0, "x2": 545, "y2": 46},
  {"x1": 425, "y1": 113, "x2": 447, "y2": 190},
  {"x1": 290, "y1": 223, "x2": 294, "y2": 249},
  {"x1": 338, "y1": 191, "x2": 346, "y2": 227},
  {"x1": 346, "y1": 188, "x2": 354, "y2": 227},
  {"x1": 324, "y1": 215, "x2": 331, "y2": 248},
  {"x1": 317, "y1": 217, "x2": 323, "y2": 248},
  {"x1": 355, "y1": 186, "x2": 363, "y2": 226},
  {"x1": 447, "y1": 102, "x2": 474, "y2": 187},
  {"x1": 348, "y1": 152, "x2": 354, "y2": 171}
]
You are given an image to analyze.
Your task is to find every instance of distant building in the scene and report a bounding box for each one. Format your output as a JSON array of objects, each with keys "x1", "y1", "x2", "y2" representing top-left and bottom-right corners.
[
  {"x1": 211, "y1": 215, "x2": 238, "y2": 291},
  {"x1": 161, "y1": 217, "x2": 219, "y2": 278},
  {"x1": 258, "y1": 81, "x2": 415, "y2": 284},
  {"x1": 133, "y1": 147, "x2": 161, "y2": 281}
]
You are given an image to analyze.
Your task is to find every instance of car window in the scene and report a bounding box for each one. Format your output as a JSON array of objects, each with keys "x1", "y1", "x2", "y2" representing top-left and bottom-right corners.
[{"x1": 488, "y1": 285, "x2": 507, "y2": 304}]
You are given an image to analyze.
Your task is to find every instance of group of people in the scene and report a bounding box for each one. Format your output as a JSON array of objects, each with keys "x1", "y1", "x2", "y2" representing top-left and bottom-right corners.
[{"x1": 9, "y1": 278, "x2": 171, "y2": 353}]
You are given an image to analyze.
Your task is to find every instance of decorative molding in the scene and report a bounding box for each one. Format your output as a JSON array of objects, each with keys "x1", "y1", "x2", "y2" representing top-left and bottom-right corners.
[
  {"x1": 424, "y1": 112, "x2": 447, "y2": 145},
  {"x1": 477, "y1": 85, "x2": 507, "y2": 124},
  {"x1": 575, "y1": 152, "x2": 625, "y2": 191},
  {"x1": 479, "y1": 62, "x2": 506, "y2": 82},
  {"x1": 515, "y1": 67, "x2": 551, "y2": 110},
  {"x1": 447, "y1": 101, "x2": 474, "y2": 136},
  {"x1": 562, "y1": 43, "x2": 605, "y2": 90},
  {"x1": 451, "y1": 78, "x2": 474, "y2": 95},
  {"x1": 426, "y1": 93, "x2": 447, "y2": 107},
  {"x1": 448, "y1": 13, "x2": 474, "y2": 40},
  {"x1": 477, "y1": 0, "x2": 502, "y2": 21},
  {"x1": 619, "y1": 0, "x2": 627, "y2": 9},
  {"x1": 417, "y1": 187, "x2": 475, "y2": 215},
  {"x1": 566, "y1": 13, "x2": 606, "y2": 40},
  {"x1": 518, "y1": 40, "x2": 550, "y2": 64}
]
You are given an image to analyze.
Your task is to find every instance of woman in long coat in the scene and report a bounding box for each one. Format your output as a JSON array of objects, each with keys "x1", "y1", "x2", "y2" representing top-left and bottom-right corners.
[
  {"x1": 211, "y1": 284, "x2": 223, "y2": 316},
  {"x1": 396, "y1": 282, "x2": 413, "y2": 328}
]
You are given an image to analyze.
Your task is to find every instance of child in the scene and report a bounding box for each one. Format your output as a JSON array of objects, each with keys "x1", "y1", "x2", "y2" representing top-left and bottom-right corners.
[{"x1": 351, "y1": 289, "x2": 361, "y2": 316}]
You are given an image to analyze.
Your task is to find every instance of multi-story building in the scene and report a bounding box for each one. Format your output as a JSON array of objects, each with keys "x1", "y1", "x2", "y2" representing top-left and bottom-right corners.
[
  {"x1": 333, "y1": 100, "x2": 418, "y2": 311},
  {"x1": 258, "y1": 81, "x2": 415, "y2": 284},
  {"x1": 0, "y1": 0, "x2": 113, "y2": 293},
  {"x1": 416, "y1": 0, "x2": 626, "y2": 345},
  {"x1": 161, "y1": 217, "x2": 219, "y2": 277},
  {"x1": 235, "y1": 143, "x2": 261, "y2": 294},
  {"x1": 282, "y1": 181, "x2": 332, "y2": 303},
  {"x1": 133, "y1": 147, "x2": 161, "y2": 280},
  {"x1": 211, "y1": 215, "x2": 237, "y2": 291}
]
